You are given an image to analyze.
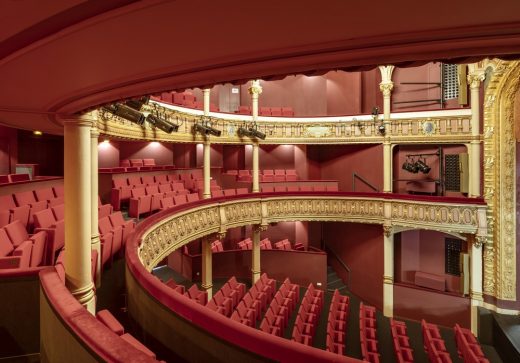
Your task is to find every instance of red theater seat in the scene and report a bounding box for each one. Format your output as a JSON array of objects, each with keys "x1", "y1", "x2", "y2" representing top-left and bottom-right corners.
[
  {"x1": 13, "y1": 191, "x2": 47, "y2": 229},
  {"x1": 128, "y1": 188, "x2": 152, "y2": 219},
  {"x1": 160, "y1": 197, "x2": 174, "y2": 210},
  {"x1": 236, "y1": 188, "x2": 248, "y2": 195},
  {"x1": 212, "y1": 189, "x2": 224, "y2": 198},
  {"x1": 142, "y1": 175, "x2": 157, "y2": 187},
  {"x1": 4, "y1": 220, "x2": 46, "y2": 267},
  {"x1": 108, "y1": 212, "x2": 135, "y2": 246},
  {"x1": 120, "y1": 159, "x2": 131, "y2": 167},
  {"x1": 128, "y1": 176, "x2": 144, "y2": 188},
  {"x1": 145, "y1": 185, "x2": 163, "y2": 212},
  {"x1": 51, "y1": 204, "x2": 64, "y2": 221},
  {"x1": 143, "y1": 159, "x2": 156, "y2": 166},
  {"x1": 111, "y1": 178, "x2": 132, "y2": 211},
  {"x1": 0, "y1": 228, "x2": 32, "y2": 269},
  {"x1": 270, "y1": 107, "x2": 282, "y2": 117},
  {"x1": 237, "y1": 105, "x2": 251, "y2": 115},
  {"x1": 8, "y1": 174, "x2": 30, "y2": 182},
  {"x1": 130, "y1": 159, "x2": 144, "y2": 167},
  {"x1": 0, "y1": 194, "x2": 30, "y2": 228},
  {"x1": 282, "y1": 107, "x2": 294, "y2": 117},
  {"x1": 35, "y1": 188, "x2": 64, "y2": 206},
  {"x1": 259, "y1": 107, "x2": 271, "y2": 116},
  {"x1": 98, "y1": 196, "x2": 113, "y2": 219},
  {"x1": 33, "y1": 208, "x2": 64, "y2": 264},
  {"x1": 223, "y1": 189, "x2": 236, "y2": 197},
  {"x1": 186, "y1": 193, "x2": 199, "y2": 203},
  {"x1": 285, "y1": 169, "x2": 298, "y2": 181},
  {"x1": 99, "y1": 216, "x2": 123, "y2": 257},
  {"x1": 0, "y1": 175, "x2": 9, "y2": 184},
  {"x1": 185, "y1": 284, "x2": 207, "y2": 305}
]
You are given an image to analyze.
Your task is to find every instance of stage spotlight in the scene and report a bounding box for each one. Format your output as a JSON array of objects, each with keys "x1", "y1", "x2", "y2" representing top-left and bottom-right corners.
[
  {"x1": 145, "y1": 114, "x2": 179, "y2": 133},
  {"x1": 415, "y1": 159, "x2": 431, "y2": 174},
  {"x1": 103, "y1": 103, "x2": 145, "y2": 125},
  {"x1": 237, "y1": 127, "x2": 266, "y2": 140},
  {"x1": 125, "y1": 96, "x2": 150, "y2": 111},
  {"x1": 402, "y1": 159, "x2": 419, "y2": 173},
  {"x1": 193, "y1": 123, "x2": 221, "y2": 137}
]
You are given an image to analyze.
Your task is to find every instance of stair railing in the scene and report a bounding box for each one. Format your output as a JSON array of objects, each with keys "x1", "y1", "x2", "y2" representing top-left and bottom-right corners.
[
  {"x1": 352, "y1": 172, "x2": 379, "y2": 192},
  {"x1": 324, "y1": 244, "x2": 351, "y2": 291}
]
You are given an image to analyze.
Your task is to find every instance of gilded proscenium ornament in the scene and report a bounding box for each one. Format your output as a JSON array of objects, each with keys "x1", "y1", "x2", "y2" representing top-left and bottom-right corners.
[
  {"x1": 137, "y1": 195, "x2": 487, "y2": 271},
  {"x1": 248, "y1": 79, "x2": 263, "y2": 96},
  {"x1": 482, "y1": 59, "x2": 518, "y2": 302},
  {"x1": 379, "y1": 82, "x2": 394, "y2": 97}
]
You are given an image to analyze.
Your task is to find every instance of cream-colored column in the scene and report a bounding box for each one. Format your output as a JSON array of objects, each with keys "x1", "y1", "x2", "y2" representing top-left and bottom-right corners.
[
  {"x1": 252, "y1": 143, "x2": 260, "y2": 192},
  {"x1": 469, "y1": 235, "x2": 484, "y2": 336},
  {"x1": 379, "y1": 66, "x2": 395, "y2": 193},
  {"x1": 202, "y1": 88, "x2": 211, "y2": 199},
  {"x1": 90, "y1": 125, "x2": 102, "y2": 287},
  {"x1": 467, "y1": 65, "x2": 485, "y2": 197},
  {"x1": 64, "y1": 116, "x2": 96, "y2": 314},
  {"x1": 249, "y1": 80, "x2": 262, "y2": 193},
  {"x1": 252, "y1": 225, "x2": 266, "y2": 284},
  {"x1": 383, "y1": 225, "x2": 394, "y2": 317},
  {"x1": 201, "y1": 237, "x2": 213, "y2": 300},
  {"x1": 203, "y1": 140, "x2": 211, "y2": 199}
]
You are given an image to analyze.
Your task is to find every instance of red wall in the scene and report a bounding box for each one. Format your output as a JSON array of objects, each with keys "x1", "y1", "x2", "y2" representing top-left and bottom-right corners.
[
  {"x1": 98, "y1": 140, "x2": 120, "y2": 168},
  {"x1": 313, "y1": 144, "x2": 383, "y2": 192},
  {"x1": 17, "y1": 130, "x2": 63, "y2": 176},
  {"x1": 396, "y1": 230, "x2": 465, "y2": 293},
  {"x1": 324, "y1": 222, "x2": 384, "y2": 310},
  {"x1": 173, "y1": 144, "x2": 196, "y2": 168},
  {"x1": 0, "y1": 126, "x2": 17, "y2": 175},
  {"x1": 394, "y1": 284, "x2": 471, "y2": 328},
  {"x1": 326, "y1": 71, "x2": 362, "y2": 115},
  {"x1": 119, "y1": 141, "x2": 174, "y2": 165}
]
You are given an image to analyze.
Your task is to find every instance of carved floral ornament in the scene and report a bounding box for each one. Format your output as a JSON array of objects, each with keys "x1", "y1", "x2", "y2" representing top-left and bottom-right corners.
[{"x1": 137, "y1": 196, "x2": 487, "y2": 271}]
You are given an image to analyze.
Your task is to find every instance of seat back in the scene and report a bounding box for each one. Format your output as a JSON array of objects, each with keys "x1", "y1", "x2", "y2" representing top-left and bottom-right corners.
[
  {"x1": 174, "y1": 195, "x2": 187, "y2": 205},
  {"x1": 33, "y1": 208, "x2": 56, "y2": 229},
  {"x1": 128, "y1": 176, "x2": 142, "y2": 187},
  {"x1": 145, "y1": 185, "x2": 159, "y2": 195},
  {"x1": 14, "y1": 191, "x2": 36, "y2": 206},
  {"x1": 4, "y1": 220, "x2": 29, "y2": 247},
  {"x1": 160, "y1": 197, "x2": 174, "y2": 209},
  {"x1": 186, "y1": 193, "x2": 199, "y2": 203},
  {"x1": 0, "y1": 228, "x2": 14, "y2": 257},
  {"x1": 108, "y1": 212, "x2": 125, "y2": 228},
  {"x1": 131, "y1": 188, "x2": 146, "y2": 198},
  {"x1": 142, "y1": 159, "x2": 155, "y2": 166},
  {"x1": 98, "y1": 217, "x2": 113, "y2": 235},
  {"x1": 35, "y1": 188, "x2": 55, "y2": 202},
  {"x1": 52, "y1": 204, "x2": 65, "y2": 221},
  {"x1": 142, "y1": 175, "x2": 155, "y2": 185},
  {"x1": 53, "y1": 185, "x2": 64, "y2": 197},
  {"x1": 9, "y1": 174, "x2": 30, "y2": 182},
  {"x1": 130, "y1": 159, "x2": 143, "y2": 167}
]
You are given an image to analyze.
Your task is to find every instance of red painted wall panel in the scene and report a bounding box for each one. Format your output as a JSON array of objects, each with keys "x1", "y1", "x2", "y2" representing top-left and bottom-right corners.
[
  {"x1": 119, "y1": 141, "x2": 174, "y2": 166},
  {"x1": 0, "y1": 126, "x2": 17, "y2": 174},
  {"x1": 97, "y1": 140, "x2": 120, "y2": 168},
  {"x1": 324, "y1": 222, "x2": 384, "y2": 310}
]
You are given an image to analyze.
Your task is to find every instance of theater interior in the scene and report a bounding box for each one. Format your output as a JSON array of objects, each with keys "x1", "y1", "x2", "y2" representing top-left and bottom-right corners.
[{"x1": 1, "y1": 1, "x2": 520, "y2": 362}]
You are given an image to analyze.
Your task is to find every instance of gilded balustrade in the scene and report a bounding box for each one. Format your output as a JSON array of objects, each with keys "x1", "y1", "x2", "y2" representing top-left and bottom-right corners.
[
  {"x1": 97, "y1": 103, "x2": 473, "y2": 144},
  {"x1": 137, "y1": 195, "x2": 487, "y2": 271}
]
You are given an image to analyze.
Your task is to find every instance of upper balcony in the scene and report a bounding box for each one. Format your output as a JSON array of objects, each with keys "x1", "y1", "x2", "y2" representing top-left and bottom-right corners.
[{"x1": 97, "y1": 101, "x2": 473, "y2": 145}]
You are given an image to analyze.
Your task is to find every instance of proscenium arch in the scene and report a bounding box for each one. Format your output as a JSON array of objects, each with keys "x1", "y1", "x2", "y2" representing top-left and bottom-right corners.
[
  {"x1": 482, "y1": 60, "x2": 519, "y2": 304},
  {"x1": 136, "y1": 194, "x2": 487, "y2": 271}
]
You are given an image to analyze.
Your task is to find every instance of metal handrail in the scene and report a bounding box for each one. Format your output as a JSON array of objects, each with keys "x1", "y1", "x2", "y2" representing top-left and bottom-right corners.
[
  {"x1": 352, "y1": 172, "x2": 379, "y2": 192},
  {"x1": 324, "y1": 244, "x2": 351, "y2": 291}
]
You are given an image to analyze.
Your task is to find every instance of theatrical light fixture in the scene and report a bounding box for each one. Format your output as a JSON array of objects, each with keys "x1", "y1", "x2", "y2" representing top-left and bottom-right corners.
[
  {"x1": 402, "y1": 155, "x2": 432, "y2": 174},
  {"x1": 402, "y1": 158, "x2": 419, "y2": 173},
  {"x1": 145, "y1": 113, "x2": 179, "y2": 133},
  {"x1": 103, "y1": 103, "x2": 145, "y2": 125},
  {"x1": 415, "y1": 158, "x2": 431, "y2": 174},
  {"x1": 33, "y1": 130, "x2": 43, "y2": 136},
  {"x1": 193, "y1": 118, "x2": 221, "y2": 137},
  {"x1": 125, "y1": 96, "x2": 150, "y2": 111},
  {"x1": 237, "y1": 123, "x2": 266, "y2": 140}
]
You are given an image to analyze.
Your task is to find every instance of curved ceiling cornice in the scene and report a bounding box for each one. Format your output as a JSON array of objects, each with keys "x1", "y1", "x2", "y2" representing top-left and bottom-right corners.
[{"x1": 1, "y1": 0, "x2": 520, "y2": 132}]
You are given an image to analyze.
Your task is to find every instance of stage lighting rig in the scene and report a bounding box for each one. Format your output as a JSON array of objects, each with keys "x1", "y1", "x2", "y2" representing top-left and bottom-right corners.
[
  {"x1": 237, "y1": 122, "x2": 266, "y2": 140},
  {"x1": 193, "y1": 117, "x2": 221, "y2": 137},
  {"x1": 102, "y1": 103, "x2": 145, "y2": 125}
]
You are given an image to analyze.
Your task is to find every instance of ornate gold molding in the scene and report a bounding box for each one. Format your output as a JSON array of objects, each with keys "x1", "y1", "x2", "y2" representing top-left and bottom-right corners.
[
  {"x1": 137, "y1": 196, "x2": 487, "y2": 271},
  {"x1": 482, "y1": 60, "x2": 518, "y2": 302}
]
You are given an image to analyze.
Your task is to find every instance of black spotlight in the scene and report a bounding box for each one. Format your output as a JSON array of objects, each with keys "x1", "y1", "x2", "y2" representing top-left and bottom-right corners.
[
  {"x1": 146, "y1": 114, "x2": 179, "y2": 133},
  {"x1": 415, "y1": 159, "x2": 431, "y2": 174},
  {"x1": 193, "y1": 123, "x2": 221, "y2": 137},
  {"x1": 402, "y1": 158, "x2": 419, "y2": 173},
  {"x1": 238, "y1": 126, "x2": 266, "y2": 140},
  {"x1": 103, "y1": 103, "x2": 145, "y2": 125},
  {"x1": 125, "y1": 96, "x2": 150, "y2": 111}
]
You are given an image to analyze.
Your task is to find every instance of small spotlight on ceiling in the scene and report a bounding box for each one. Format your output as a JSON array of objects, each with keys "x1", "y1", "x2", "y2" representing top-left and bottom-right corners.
[
  {"x1": 33, "y1": 130, "x2": 43, "y2": 136},
  {"x1": 125, "y1": 96, "x2": 150, "y2": 111},
  {"x1": 103, "y1": 139, "x2": 110, "y2": 144},
  {"x1": 146, "y1": 114, "x2": 179, "y2": 134}
]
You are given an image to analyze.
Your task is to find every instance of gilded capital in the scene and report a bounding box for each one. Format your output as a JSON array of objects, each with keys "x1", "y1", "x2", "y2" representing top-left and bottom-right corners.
[
  {"x1": 379, "y1": 82, "x2": 394, "y2": 97},
  {"x1": 254, "y1": 224, "x2": 268, "y2": 233},
  {"x1": 378, "y1": 65, "x2": 395, "y2": 83},
  {"x1": 383, "y1": 225, "x2": 393, "y2": 237},
  {"x1": 248, "y1": 79, "x2": 263, "y2": 96},
  {"x1": 467, "y1": 71, "x2": 486, "y2": 89}
]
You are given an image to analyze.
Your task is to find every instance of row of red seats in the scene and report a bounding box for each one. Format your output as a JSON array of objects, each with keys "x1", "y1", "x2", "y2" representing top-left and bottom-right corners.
[
  {"x1": 207, "y1": 277, "x2": 246, "y2": 316},
  {"x1": 128, "y1": 185, "x2": 191, "y2": 219},
  {"x1": 157, "y1": 92, "x2": 219, "y2": 112},
  {"x1": 259, "y1": 278, "x2": 300, "y2": 335},
  {"x1": 98, "y1": 212, "x2": 136, "y2": 267},
  {"x1": 121, "y1": 159, "x2": 156, "y2": 168},
  {"x1": 0, "y1": 173, "x2": 31, "y2": 184},
  {"x1": 159, "y1": 193, "x2": 200, "y2": 211},
  {"x1": 163, "y1": 278, "x2": 185, "y2": 294},
  {"x1": 292, "y1": 283, "x2": 324, "y2": 346},
  {"x1": 390, "y1": 319, "x2": 414, "y2": 363},
  {"x1": 185, "y1": 284, "x2": 207, "y2": 305},
  {"x1": 193, "y1": 179, "x2": 221, "y2": 195},
  {"x1": 236, "y1": 105, "x2": 295, "y2": 117},
  {"x1": 211, "y1": 188, "x2": 247, "y2": 198},
  {"x1": 262, "y1": 184, "x2": 339, "y2": 193},
  {"x1": 0, "y1": 185, "x2": 64, "y2": 231},
  {"x1": 233, "y1": 169, "x2": 298, "y2": 182},
  {"x1": 0, "y1": 220, "x2": 46, "y2": 269},
  {"x1": 96, "y1": 309, "x2": 162, "y2": 360},
  {"x1": 360, "y1": 302, "x2": 381, "y2": 363},
  {"x1": 100, "y1": 166, "x2": 176, "y2": 173},
  {"x1": 422, "y1": 319, "x2": 452, "y2": 363},
  {"x1": 326, "y1": 289, "x2": 350, "y2": 355},
  {"x1": 454, "y1": 323, "x2": 489, "y2": 363},
  {"x1": 111, "y1": 172, "x2": 200, "y2": 210}
]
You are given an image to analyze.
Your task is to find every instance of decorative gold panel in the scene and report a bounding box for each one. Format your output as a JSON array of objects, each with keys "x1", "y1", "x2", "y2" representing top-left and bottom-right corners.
[
  {"x1": 482, "y1": 60, "x2": 518, "y2": 301},
  {"x1": 137, "y1": 196, "x2": 487, "y2": 271}
]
